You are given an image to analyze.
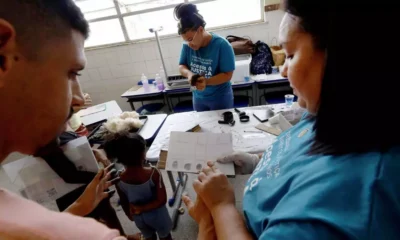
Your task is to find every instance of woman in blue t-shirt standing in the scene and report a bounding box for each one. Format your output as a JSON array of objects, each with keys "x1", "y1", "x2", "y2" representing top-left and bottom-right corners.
[{"x1": 174, "y1": 3, "x2": 236, "y2": 112}]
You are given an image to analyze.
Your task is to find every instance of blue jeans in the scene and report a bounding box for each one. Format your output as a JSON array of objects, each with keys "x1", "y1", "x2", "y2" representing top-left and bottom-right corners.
[{"x1": 193, "y1": 91, "x2": 234, "y2": 112}]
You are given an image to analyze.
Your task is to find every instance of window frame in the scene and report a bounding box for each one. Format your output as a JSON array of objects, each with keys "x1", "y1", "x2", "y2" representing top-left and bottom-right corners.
[{"x1": 84, "y1": 0, "x2": 264, "y2": 49}]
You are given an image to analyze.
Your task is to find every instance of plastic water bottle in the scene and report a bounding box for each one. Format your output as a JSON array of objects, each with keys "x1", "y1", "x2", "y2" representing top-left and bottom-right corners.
[
  {"x1": 155, "y1": 73, "x2": 165, "y2": 91},
  {"x1": 159, "y1": 66, "x2": 167, "y2": 88},
  {"x1": 141, "y1": 73, "x2": 150, "y2": 92}
]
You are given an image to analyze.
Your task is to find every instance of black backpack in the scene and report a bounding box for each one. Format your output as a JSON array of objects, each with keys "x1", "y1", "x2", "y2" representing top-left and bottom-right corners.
[{"x1": 250, "y1": 41, "x2": 275, "y2": 75}]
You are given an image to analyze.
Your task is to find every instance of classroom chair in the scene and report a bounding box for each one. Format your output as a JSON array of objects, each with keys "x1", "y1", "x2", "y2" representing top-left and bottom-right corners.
[
  {"x1": 173, "y1": 100, "x2": 194, "y2": 113},
  {"x1": 234, "y1": 95, "x2": 253, "y2": 108}
]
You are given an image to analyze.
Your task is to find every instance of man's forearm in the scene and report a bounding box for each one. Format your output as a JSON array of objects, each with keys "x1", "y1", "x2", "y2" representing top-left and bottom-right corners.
[
  {"x1": 207, "y1": 72, "x2": 233, "y2": 86},
  {"x1": 211, "y1": 204, "x2": 253, "y2": 240},
  {"x1": 198, "y1": 220, "x2": 217, "y2": 240}
]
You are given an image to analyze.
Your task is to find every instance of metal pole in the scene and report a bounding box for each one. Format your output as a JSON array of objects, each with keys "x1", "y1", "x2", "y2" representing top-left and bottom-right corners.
[
  {"x1": 152, "y1": 29, "x2": 172, "y2": 111},
  {"x1": 154, "y1": 30, "x2": 169, "y2": 82}
]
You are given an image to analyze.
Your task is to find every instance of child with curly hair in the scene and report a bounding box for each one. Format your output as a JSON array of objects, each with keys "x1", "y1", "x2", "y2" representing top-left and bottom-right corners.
[{"x1": 104, "y1": 132, "x2": 172, "y2": 240}]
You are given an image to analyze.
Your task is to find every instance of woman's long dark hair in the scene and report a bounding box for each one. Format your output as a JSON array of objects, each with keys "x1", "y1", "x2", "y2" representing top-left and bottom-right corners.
[
  {"x1": 174, "y1": 3, "x2": 206, "y2": 35},
  {"x1": 283, "y1": 0, "x2": 400, "y2": 155}
]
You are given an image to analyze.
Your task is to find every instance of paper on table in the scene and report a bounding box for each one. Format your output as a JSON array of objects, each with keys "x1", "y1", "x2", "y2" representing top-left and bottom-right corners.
[
  {"x1": 166, "y1": 132, "x2": 235, "y2": 175},
  {"x1": 78, "y1": 104, "x2": 106, "y2": 117}
]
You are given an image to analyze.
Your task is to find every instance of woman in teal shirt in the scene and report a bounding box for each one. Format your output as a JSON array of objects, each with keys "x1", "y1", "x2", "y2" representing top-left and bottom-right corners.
[
  {"x1": 182, "y1": 1, "x2": 400, "y2": 239},
  {"x1": 175, "y1": 3, "x2": 236, "y2": 112}
]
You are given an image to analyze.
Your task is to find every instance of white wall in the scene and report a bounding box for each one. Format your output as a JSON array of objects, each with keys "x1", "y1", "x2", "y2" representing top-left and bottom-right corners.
[{"x1": 80, "y1": 10, "x2": 285, "y2": 111}]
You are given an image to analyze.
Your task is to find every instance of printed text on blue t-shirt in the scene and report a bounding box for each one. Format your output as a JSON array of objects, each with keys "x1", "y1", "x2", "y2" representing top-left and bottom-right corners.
[
  {"x1": 244, "y1": 130, "x2": 293, "y2": 195},
  {"x1": 190, "y1": 56, "x2": 213, "y2": 79}
]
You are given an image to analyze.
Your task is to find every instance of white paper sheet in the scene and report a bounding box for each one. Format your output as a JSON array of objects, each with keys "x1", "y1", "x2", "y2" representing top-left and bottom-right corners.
[
  {"x1": 61, "y1": 136, "x2": 99, "y2": 173},
  {"x1": 3, "y1": 156, "x2": 84, "y2": 204},
  {"x1": 166, "y1": 132, "x2": 235, "y2": 175},
  {"x1": 78, "y1": 104, "x2": 106, "y2": 117},
  {"x1": 2, "y1": 137, "x2": 99, "y2": 205}
]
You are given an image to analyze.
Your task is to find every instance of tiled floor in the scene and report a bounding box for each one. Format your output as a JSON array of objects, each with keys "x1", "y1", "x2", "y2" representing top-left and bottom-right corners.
[{"x1": 0, "y1": 161, "x2": 250, "y2": 240}]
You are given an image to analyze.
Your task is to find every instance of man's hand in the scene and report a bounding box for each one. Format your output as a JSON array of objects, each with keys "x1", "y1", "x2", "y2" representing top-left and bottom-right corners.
[
  {"x1": 93, "y1": 148, "x2": 111, "y2": 167},
  {"x1": 194, "y1": 161, "x2": 235, "y2": 213},
  {"x1": 67, "y1": 164, "x2": 120, "y2": 216},
  {"x1": 217, "y1": 152, "x2": 261, "y2": 175}
]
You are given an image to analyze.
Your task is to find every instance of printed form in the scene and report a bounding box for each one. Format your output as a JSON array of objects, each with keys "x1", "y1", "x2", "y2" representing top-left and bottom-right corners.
[{"x1": 166, "y1": 132, "x2": 235, "y2": 175}]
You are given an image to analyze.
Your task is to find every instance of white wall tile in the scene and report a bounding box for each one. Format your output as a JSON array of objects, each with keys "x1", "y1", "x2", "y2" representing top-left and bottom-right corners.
[
  {"x1": 79, "y1": 69, "x2": 91, "y2": 82},
  {"x1": 142, "y1": 46, "x2": 158, "y2": 61},
  {"x1": 132, "y1": 62, "x2": 148, "y2": 76},
  {"x1": 98, "y1": 67, "x2": 113, "y2": 80},
  {"x1": 87, "y1": 69, "x2": 101, "y2": 81},
  {"x1": 168, "y1": 42, "x2": 183, "y2": 58},
  {"x1": 80, "y1": 80, "x2": 96, "y2": 91},
  {"x1": 130, "y1": 47, "x2": 145, "y2": 63},
  {"x1": 86, "y1": 54, "x2": 109, "y2": 69},
  {"x1": 164, "y1": 58, "x2": 180, "y2": 75},
  {"x1": 117, "y1": 49, "x2": 132, "y2": 64},
  {"x1": 146, "y1": 59, "x2": 162, "y2": 76},
  {"x1": 140, "y1": 41, "x2": 156, "y2": 49},
  {"x1": 111, "y1": 64, "x2": 134, "y2": 78},
  {"x1": 105, "y1": 52, "x2": 118, "y2": 66},
  {"x1": 157, "y1": 44, "x2": 170, "y2": 59}
]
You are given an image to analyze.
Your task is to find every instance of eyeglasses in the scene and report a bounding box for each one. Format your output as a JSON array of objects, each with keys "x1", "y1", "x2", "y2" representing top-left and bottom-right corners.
[{"x1": 184, "y1": 30, "x2": 199, "y2": 44}]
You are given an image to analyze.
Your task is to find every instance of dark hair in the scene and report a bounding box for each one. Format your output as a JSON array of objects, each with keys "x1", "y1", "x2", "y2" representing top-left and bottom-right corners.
[
  {"x1": 0, "y1": 0, "x2": 89, "y2": 57},
  {"x1": 283, "y1": 1, "x2": 400, "y2": 155},
  {"x1": 174, "y1": 3, "x2": 206, "y2": 35},
  {"x1": 103, "y1": 132, "x2": 146, "y2": 167}
]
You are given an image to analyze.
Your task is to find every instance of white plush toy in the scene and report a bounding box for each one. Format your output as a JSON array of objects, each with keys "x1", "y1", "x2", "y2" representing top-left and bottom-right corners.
[{"x1": 103, "y1": 111, "x2": 143, "y2": 134}]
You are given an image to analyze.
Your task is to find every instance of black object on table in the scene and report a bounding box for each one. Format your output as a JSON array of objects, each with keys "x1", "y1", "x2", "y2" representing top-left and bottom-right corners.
[
  {"x1": 218, "y1": 112, "x2": 236, "y2": 126},
  {"x1": 253, "y1": 108, "x2": 275, "y2": 123},
  {"x1": 234, "y1": 108, "x2": 250, "y2": 122}
]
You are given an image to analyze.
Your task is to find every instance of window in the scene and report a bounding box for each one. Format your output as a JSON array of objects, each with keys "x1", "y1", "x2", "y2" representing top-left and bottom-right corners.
[{"x1": 74, "y1": 0, "x2": 263, "y2": 48}]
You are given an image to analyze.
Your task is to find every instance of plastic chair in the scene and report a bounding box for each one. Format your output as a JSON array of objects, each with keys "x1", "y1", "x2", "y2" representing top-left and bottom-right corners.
[
  {"x1": 234, "y1": 95, "x2": 253, "y2": 108},
  {"x1": 173, "y1": 100, "x2": 194, "y2": 113},
  {"x1": 137, "y1": 103, "x2": 165, "y2": 115}
]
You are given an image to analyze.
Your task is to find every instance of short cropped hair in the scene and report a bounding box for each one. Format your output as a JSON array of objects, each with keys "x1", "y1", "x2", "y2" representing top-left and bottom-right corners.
[{"x1": 0, "y1": 0, "x2": 89, "y2": 58}]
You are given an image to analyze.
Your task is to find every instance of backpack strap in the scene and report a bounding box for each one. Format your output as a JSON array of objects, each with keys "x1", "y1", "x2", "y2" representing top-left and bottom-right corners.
[{"x1": 226, "y1": 35, "x2": 249, "y2": 42}]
